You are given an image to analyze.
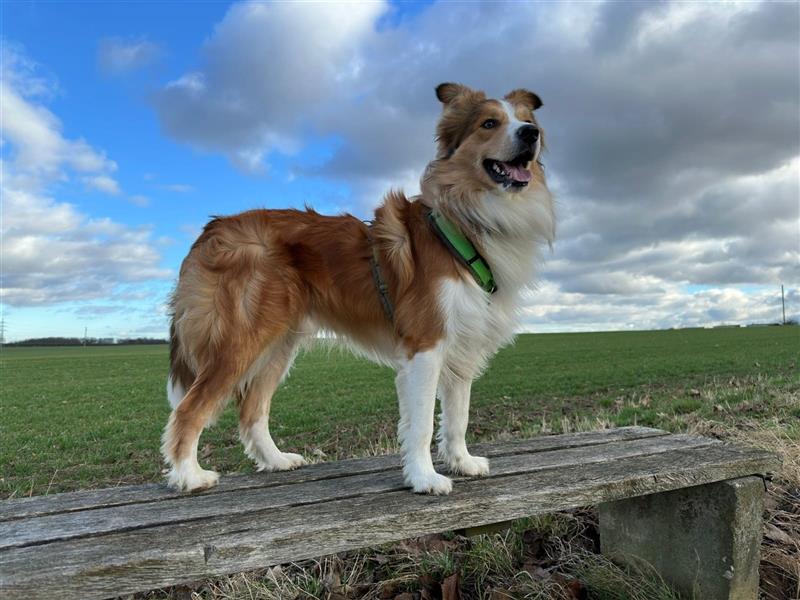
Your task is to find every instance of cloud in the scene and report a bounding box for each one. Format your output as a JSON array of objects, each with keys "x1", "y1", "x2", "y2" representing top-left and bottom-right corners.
[
  {"x1": 1, "y1": 46, "x2": 171, "y2": 307},
  {"x1": 151, "y1": 0, "x2": 799, "y2": 330},
  {"x1": 520, "y1": 281, "x2": 797, "y2": 332},
  {"x1": 2, "y1": 187, "x2": 170, "y2": 306},
  {"x1": 83, "y1": 174, "x2": 122, "y2": 195},
  {"x1": 97, "y1": 36, "x2": 161, "y2": 75},
  {"x1": 129, "y1": 194, "x2": 150, "y2": 207},
  {"x1": 153, "y1": 1, "x2": 386, "y2": 173},
  {"x1": 156, "y1": 183, "x2": 193, "y2": 193},
  {"x1": 1, "y1": 48, "x2": 121, "y2": 194}
]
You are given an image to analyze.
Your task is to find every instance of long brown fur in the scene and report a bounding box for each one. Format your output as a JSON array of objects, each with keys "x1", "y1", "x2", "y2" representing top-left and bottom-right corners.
[
  {"x1": 163, "y1": 200, "x2": 466, "y2": 464},
  {"x1": 163, "y1": 82, "x2": 552, "y2": 491}
]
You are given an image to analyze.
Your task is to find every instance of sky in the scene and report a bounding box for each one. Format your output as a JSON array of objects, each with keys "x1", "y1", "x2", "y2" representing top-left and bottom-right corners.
[{"x1": 1, "y1": 0, "x2": 798, "y2": 342}]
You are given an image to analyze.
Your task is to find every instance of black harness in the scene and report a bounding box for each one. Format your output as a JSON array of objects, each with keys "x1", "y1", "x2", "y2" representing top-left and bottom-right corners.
[{"x1": 364, "y1": 222, "x2": 395, "y2": 323}]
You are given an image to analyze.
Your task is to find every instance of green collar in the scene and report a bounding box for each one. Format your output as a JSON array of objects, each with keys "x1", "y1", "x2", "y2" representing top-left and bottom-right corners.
[{"x1": 426, "y1": 209, "x2": 497, "y2": 294}]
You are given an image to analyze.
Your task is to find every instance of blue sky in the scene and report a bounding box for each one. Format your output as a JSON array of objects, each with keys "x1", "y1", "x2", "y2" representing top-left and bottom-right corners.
[{"x1": 2, "y1": 1, "x2": 798, "y2": 341}]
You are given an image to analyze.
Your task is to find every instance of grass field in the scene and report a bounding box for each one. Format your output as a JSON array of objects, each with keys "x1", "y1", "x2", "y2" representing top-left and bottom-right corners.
[
  {"x1": 1, "y1": 327, "x2": 798, "y2": 599},
  {"x1": 1, "y1": 326, "x2": 797, "y2": 498}
]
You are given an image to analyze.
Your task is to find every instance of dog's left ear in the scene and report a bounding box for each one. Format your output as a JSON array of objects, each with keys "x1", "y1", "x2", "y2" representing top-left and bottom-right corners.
[
  {"x1": 505, "y1": 89, "x2": 543, "y2": 111},
  {"x1": 436, "y1": 82, "x2": 474, "y2": 105}
]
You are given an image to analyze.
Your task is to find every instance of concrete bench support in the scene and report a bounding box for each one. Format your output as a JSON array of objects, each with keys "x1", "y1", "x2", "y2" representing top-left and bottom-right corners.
[{"x1": 599, "y1": 476, "x2": 764, "y2": 600}]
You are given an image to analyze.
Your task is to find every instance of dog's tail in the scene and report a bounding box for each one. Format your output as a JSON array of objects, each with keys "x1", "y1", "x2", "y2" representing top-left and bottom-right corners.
[
  {"x1": 166, "y1": 319, "x2": 195, "y2": 409},
  {"x1": 373, "y1": 190, "x2": 414, "y2": 297}
]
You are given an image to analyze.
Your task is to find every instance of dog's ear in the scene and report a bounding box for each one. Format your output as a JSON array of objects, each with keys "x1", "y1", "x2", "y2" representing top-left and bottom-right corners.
[
  {"x1": 505, "y1": 89, "x2": 543, "y2": 111},
  {"x1": 435, "y1": 82, "x2": 473, "y2": 105}
]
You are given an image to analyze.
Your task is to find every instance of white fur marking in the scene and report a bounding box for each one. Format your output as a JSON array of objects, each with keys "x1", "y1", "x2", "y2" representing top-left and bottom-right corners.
[
  {"x1": 396, "y1": 345, "x2": 452, "y2": 495},
  {"x1": 438, "y1": 377, "x2": 489, "y2": 476},
  {"x1": 501, "y1": 99, "x2": 526, "y2": 139},
  {"x1": 501, "y1": 99, "x2": 542, "y2": 162},
  {"x1": 166, "y1": 375, "x2": 185, "y2": 409},
  {"x1": 166, "y1": 436, "x2": 219, "y2": 492},
  {"x1": 240, "y1": 416, "x2": 306, "y2": 472}
]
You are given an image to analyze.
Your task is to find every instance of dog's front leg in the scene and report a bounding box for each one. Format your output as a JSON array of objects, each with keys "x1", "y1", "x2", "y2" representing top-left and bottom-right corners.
[
  {"x1": 396, "y1": 346, "x2": 452, "y2": 495},
  {"x1": 437, "y1": 376, "x2": 489, "y2": 476}
]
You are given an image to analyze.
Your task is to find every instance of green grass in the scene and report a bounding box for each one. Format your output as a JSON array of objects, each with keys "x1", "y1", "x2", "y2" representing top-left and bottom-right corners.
[{"x1": 1, "y1": 326, "x2": 797, "y2": 498}]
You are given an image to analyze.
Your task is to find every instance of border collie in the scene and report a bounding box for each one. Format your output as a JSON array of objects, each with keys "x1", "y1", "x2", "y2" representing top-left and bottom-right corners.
[{"x1": 163, "y1": 83, "x2": 555, "y2": 494}]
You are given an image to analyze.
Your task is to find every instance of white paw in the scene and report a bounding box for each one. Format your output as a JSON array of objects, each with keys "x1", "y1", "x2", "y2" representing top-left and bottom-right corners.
[
  {"x1": 167, "y1": 462, "x2": 219, "y2": 492},
  {"x1": 257, "y1": 452, "x2": 307, "y2": 472},
  {"x1": 408, "y1": 470, "x2": 453, "y2": 495},
  {"x1": 448, "y1": 454, "x2": 490, "y2": 477}
]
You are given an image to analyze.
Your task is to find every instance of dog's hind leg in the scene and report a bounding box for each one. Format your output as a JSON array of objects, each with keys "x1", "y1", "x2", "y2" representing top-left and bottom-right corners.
[
  {"x1": 161, "y1": 362, "x2": 241, "y2": 492},
  {"x1": 237, "y1": 334, "x2": 306, "y2": 472},
  {"x1": 437, "y1": 374, "x2": 489, "y2": 477}
]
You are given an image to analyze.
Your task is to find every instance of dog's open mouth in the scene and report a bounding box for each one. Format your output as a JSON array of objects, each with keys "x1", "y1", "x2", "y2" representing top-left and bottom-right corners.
[{"x1": 483, "y1": 150, "x2": 534, "y2": 188}]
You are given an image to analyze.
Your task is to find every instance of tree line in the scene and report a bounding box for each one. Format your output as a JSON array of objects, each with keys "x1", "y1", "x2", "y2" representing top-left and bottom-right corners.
[{"x1": 5, "y1": 337, "x2": 168, "y2": 347}]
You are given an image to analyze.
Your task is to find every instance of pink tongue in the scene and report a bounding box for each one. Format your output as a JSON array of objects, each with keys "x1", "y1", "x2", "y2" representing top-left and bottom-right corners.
[{"x1": 503, "y1": 162, "x2": 532, "y2": 183}]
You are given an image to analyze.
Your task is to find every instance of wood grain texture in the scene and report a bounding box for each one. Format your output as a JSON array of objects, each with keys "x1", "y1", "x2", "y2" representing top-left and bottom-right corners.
[
  {"x1": 0, "y1": 433, "x2": 705, "y2": 550},
  {"x1": 0, "y1": 426, "x2": 665, "y2": 521},
  {"x1": 0, "y1": 429, "x2": 779, "y2": 600}
]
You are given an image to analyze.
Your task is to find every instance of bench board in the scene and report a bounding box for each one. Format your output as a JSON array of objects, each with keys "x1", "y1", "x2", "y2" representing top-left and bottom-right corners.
[{"x1": 0, "y1": 427, "x2": 779, "y2": 599}]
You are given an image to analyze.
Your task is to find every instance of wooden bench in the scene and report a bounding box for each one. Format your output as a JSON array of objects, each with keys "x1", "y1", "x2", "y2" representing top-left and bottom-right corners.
[{"x1": 0, "y1": 427, "x2": 779, "y2": 600}]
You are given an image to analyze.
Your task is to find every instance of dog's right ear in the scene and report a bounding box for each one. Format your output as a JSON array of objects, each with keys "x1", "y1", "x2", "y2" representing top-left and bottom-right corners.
[{"x1": 435, "y1": 83, "x2": 472, "y2": 105}]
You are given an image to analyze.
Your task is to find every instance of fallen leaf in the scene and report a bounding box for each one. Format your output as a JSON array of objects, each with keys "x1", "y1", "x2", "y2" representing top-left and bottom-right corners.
[
  {"x1": 441, "y1": 573, "x2": 460, "y2": 600},
  {"x1": 764, "y1": 523, "x2": 795, "y2": 545},
  {"x1": 380, "y1": 582, "x2": 401, "y2": 598},
  {"x1": 567, "y1": 579, "x2": 588, "y2": 599},
  {"x1": 419, "y1": 573, "x2": 441, "y2": 600}
]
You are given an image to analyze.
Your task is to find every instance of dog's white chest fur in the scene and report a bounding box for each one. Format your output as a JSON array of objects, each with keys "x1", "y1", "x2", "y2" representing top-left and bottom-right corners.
[
  {"x1": 438, "y1": 278, "x2": 517, "y2": 380},
  {"x1": 436, "y1": 192, "x2": 553, "y2": 381}
]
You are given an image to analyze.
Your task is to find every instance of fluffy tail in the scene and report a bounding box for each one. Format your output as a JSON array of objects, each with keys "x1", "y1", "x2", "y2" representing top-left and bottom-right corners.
[
  {"x1": 373, "y1": 190, "x2": 414, "y2": 296},
  {"x1": 167, "y1": 320, "x2": 195, "y2": 409}
]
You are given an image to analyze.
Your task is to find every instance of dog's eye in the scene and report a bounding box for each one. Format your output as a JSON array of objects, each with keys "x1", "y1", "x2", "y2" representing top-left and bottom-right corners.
[
  {"x1": 523, "y1": 119, "x2": 533, "y2": 124},
  {"x1": 482, "y1": 119, "x2": 499, "y2": 129}
]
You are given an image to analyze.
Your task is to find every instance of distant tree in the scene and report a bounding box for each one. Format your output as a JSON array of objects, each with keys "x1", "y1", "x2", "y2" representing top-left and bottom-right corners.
[
  {"x1": 8, "y1": 337, "x2": 167, "y2": 347},
  {"x1": 9, "y1": 337, "x2": 84, "y2": 346}
]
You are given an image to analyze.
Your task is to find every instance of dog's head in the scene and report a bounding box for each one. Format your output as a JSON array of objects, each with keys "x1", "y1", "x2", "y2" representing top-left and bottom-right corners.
[{"x1": 433, "y1": 83, "x2": 544, "y2": 193}]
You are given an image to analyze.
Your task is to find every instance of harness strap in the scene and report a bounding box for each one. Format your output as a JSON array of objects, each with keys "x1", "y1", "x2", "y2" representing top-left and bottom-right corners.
[{"x1": 365, "y1": 223, "x2": 395, "y2": 323}]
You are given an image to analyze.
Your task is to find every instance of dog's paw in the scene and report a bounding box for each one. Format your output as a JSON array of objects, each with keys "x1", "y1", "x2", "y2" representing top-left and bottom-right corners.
[
  {"x1": 167, "y1": 463, "x2": 219, "y2": 492},
  {"x1": 448, "y1": 454, "x2": 490, "y2": 477},
  {"x1": 257, "y1": 452, "x2": 307, "y2": 472},
  {"x1": 408, "y1": 471, "x2": 453, "y2": 495}
]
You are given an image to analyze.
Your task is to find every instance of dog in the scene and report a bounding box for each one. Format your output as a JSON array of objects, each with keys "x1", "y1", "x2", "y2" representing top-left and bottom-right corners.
[{"x1": 162, "y1": 82, "x2": 555, "y2": 494}]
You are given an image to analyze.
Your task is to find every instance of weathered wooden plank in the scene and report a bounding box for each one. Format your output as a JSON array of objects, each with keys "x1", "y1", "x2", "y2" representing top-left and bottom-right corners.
[
  {"x1": 0, "y1": 427, "x2": 666, "y2": 521},
  {"x1": 0, "y1": 434, "x2": 709, "y2": 550},
  {"x1": 0, "y1": 444, "x2": 778, "y2": 600}
]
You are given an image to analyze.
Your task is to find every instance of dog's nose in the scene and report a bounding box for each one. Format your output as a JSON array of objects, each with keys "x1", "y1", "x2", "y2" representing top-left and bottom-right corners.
[{"x1": 517, "y1": 124, "x2": 540, "y2": 146}]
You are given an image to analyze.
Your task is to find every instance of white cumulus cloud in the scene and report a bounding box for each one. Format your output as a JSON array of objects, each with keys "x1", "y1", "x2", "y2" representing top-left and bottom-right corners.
[{"x1": 1, "y1": 46, "x2": 171, "y2": 308}]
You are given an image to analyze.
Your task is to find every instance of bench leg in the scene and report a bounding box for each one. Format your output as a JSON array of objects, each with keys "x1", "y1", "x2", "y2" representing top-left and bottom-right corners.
[{"x1": 599, "y1": 476, "x2": 764, "y2": 600}]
